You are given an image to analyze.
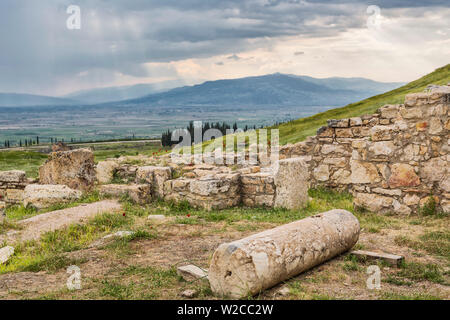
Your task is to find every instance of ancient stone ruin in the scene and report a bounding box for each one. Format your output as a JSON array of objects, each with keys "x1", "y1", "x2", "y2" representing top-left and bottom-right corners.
[
  {"x1": 39, "y1": 148, "x2": 96, "y2": 192},
  {"x1": 280, "y1": 85, "x2": 450, "y2": 214}
]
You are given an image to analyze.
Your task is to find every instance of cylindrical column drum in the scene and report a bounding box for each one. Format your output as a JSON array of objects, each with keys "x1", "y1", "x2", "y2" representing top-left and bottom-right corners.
[{"x1": 209, "y1": 209, "x2": 360, "y2": 298}]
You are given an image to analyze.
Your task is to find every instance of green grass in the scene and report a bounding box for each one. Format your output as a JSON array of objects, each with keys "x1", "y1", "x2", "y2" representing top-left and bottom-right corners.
[
  {"x1": 271, "y1": 64, "x2": 450, "y2": 145},
  {"x1": 0, "y1": 151, "x2": 48, "y2": 178},
  {"x1": 0, "y1": 212, "x2": 132, "y2": 274},
  {"x1": 395, "y1": 231, "x2": 450, "y2": 262},
  {"x1": 0, "y1": 144, "x2": 165, "y2": 178},
  {"x1": 98, "y1": 266, "x2": 179, "y2": 300},
  {"x1": 5, "y1": 191, "x2": 101, "y2": 221},
  {"x1": 153, "y1": 187, "x2": 354, "y2": 225}
]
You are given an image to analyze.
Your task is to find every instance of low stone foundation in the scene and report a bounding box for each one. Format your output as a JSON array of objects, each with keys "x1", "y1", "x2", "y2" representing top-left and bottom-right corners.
[{"x1": 0, "y1": 171, "x2": 30, "y2": 205}]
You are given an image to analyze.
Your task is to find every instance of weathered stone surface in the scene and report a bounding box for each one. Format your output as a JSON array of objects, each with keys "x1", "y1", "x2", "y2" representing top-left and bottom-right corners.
[
  {"x1": 331, "y1": 169, "x2": 351, "y2": 185},
  {"x1": 380, "y1": 105, "x2": 400, "y2": 119},
  {"x1": 6, "y1": 189, "x2": 25, "y2": 204},
  {"x1": 403, "y1": 194, "x2": 420, "y2": 206},
  {"x1": 180, "y1": 289, "x2": 198, "y2": 298},
  {"x1": 99, "y1": 184, "x2": 151, "y2": 204},
  {"x1": 388, "y1": 164, "x2": 420, "y2": 188},
  {"x1": 421, "y1": 157, "x2": 447, "y2": 182},
  {"x1": 370, "y1": 126, "x2": 393, "y2": 141},
  {"x1": 429, "y1": 118, "x2": 443, "y2": 135},
  {"x1": 23, "y1": 184, "x2": 82, "y2": 209},
  {"x1": 96, "y1": 161, "x2": 119, "y2": 184},
  {"x1": 274, "y1": 158, "x2": 309, "y2": 210},
  {"x1": 136, "y1": 166, "x2": 172, "y2": 198},
  {"x1": 208, "y1": 210, "x2": 360, "y2": 298},
  {"x1": 313, "y1": 165, "x2": 330, "y2": 182},
  {"x1": 354, "y1": 193, "x2": 393, "y2": 212},
  {"x1": 393, "y1": 200, "x2": 412, "y2": 215},
  {"x1": 368, "y1": 141, "x2": 396, "y2": 156},
  {"x1": 328, "y1": 119, "x2": 349, "y2": 128},
  {"x1": 321, "y1": 144, "x2": 347, "y2": 155},
  {"x1": 165, "y1": 173, "x2": 241, "y2": 211},
  {"x1": 0, "y1": 246, "x2": 14, "y2": 265},
  {"x1": 177, "y1": 265, "x2": 208, "y2": 282},
  {"x1": 39, "y1": 149, "x2": 96, "y2": 191},
  {"x1": 350, "y1": 160, "x2": 380, "y2": 184},
  {"x1": 372, "y1": 188, "x2": 402, "y2": 197},
  {"x1": 350, "y1": 250, "x2": 404, "y2": 267},
  {"x1": 15, "y1": 200, "x2": 122, "y2": 242},
  {"x1": 0, "y1": 171, "x2": 26, "y2": 183}
]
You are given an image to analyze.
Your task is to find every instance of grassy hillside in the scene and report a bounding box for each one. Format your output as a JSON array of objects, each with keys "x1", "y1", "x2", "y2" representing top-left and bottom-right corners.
[{"x1": 272, "y1": 64, "x2": 450, "y2": 145}]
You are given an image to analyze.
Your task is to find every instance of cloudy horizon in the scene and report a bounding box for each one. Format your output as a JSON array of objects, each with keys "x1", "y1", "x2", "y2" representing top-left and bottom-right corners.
[{"x1": 0, "y1": 0, "x2": 449, "y2": 97}]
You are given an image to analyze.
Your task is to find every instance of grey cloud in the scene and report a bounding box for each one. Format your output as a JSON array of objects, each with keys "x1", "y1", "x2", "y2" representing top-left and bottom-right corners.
[{"x1": 0, "y1": 0, "x2": 447, "y2": 95}]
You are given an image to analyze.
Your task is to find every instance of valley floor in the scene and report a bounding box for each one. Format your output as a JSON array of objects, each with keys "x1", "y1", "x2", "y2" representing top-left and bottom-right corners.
[{"x1": 1, "y1": 189, "x2": 448, "y2": 300}]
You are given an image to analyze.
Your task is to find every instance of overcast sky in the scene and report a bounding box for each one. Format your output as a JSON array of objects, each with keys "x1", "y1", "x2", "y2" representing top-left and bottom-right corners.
[{"x1": 0, "y1": 0, "x2": 449, "y2": 96}]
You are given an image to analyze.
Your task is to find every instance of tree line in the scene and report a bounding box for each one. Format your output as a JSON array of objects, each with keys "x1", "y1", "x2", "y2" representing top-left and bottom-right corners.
[{"x1": 161, "y1": 121, "x2": 261, "y2": 147}]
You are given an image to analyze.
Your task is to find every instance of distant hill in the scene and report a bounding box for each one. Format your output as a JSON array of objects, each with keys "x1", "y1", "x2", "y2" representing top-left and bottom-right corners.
[
  {"x1": 114, "y1": 73, "x2": 404, "y2": 108},
  {"x1": 64, "y1": 80, "x2": 186, "y2": 105},
  {"x1": 0, "y1": 93, "x2": 78, "y2": 107},
  {"x1": 272, "y1": 64, "x2": 450, "y2": 145}
]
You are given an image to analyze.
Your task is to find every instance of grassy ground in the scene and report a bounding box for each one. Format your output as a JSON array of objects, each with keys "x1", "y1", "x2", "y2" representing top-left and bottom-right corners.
[
  {"x1": 0, "y1": 143, "x2": 165, "y2": 178},
  {"x1": 271, "y1": 64, "x2": 450, "y2": 145},
  {"x1": 0, "y1": 188, "x2": 448, "y2": 300}
]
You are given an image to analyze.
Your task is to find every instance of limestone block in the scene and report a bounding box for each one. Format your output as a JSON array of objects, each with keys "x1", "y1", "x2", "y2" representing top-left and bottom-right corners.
[
  {"x1": 421, "y1": 157, "x2": 447, "y2": 183},
  {"x1": 0, "y1": 246, "x2": 14, "y2": 265},
  {"x1": 6, "y1": 189, "x2": 25, "y2": 204},
  {"x1": 23, "y1": 184, "x2": 82, "y2": 209},
  {"x1": 331, "y1": 169, "x2": 352, "y2": 185},
  {"x1": 328, "y1": 119, "x2": 350, "y2": 128},
  {"x1": 321, "y1": 144, "x2": 347, "y2": 155},
  {"x1": 370, "y1": 125, "x2": 394, "y2": 141},
  {"x1": 313, "y1": 165, "x2": 330, "y2": 182},
  {"x1": 274, "y1": 158, "x2": 309, "y2": 210},
  {"x1": 368, "y1": 141, "x2": 396, "y2": 156},
  {"x1": 177, "y1": 265, "x2": 208, "y2": 281},
  {"x1": 0, "y1": 171, "x2": 26, "y2": 183},
  {"x1": 208, "y1": 210, "x2": 360, "y2": 298},
  {"x1": 96, "y1": 161, "x2": 119, "y2": 184},
  {"x1": 388, "y1": 163, "x2": 420, "y2": 188},
  {"x1": 379, "y1": 105, "x2": 400, "y2": 119},
  {"x1": 350, "y1": 160, "x2": 380, "y2": 184},
  {"x1": 136, "y1": 166, "x2": 172, "y2": 198},
  {"x1": 99, "y1": 184, "x2": 151, "y2": 204},
  {"x1": 353, "y1": 193, "x2": 393, "y2": 213},
  {"x1": 39, "y1": 149, "x2": 96, "y2": 192}
]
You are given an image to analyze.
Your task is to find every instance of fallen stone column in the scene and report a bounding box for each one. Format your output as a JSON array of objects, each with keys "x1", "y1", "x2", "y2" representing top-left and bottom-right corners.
[{"x1": 209, "y1": 209, "x2": 360, "y2": 298}]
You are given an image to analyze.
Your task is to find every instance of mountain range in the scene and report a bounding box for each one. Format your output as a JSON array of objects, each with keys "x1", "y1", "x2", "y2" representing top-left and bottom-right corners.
[{"x1": 0, "y1": 74, "x2": 404, "y2": 107}]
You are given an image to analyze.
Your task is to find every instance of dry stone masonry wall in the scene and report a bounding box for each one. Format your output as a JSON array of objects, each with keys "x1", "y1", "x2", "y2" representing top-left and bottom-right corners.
[
  {"x1": 0, "y1": 171, "x2": 31, "y2": 206},
  {"x1": 280, "y1": 85, "x2": 450, "y2": 214}
]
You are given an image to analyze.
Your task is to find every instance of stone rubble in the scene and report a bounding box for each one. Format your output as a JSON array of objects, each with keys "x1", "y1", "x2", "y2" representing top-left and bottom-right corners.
[
  {"x1": 177, "y1": 265, "x2": 209, "y2": 282},
  {"x1": 23, "y1": 184, "x2": 82, "y2": 209},
  {"x1": 0, "y1": 246, "x2": 14, "y2": 265},
  {"x1": 39, "y1": 148, "x2": 96, "y2": 192}
]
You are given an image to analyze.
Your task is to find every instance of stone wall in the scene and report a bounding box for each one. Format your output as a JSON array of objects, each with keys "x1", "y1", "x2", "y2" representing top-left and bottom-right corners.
[
  {"x1": 0, "y1": 171, "x2": 31, "y2": 205},
  {"x1": 280, "y1": 85, "x2": 450, "y2": 214}
]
